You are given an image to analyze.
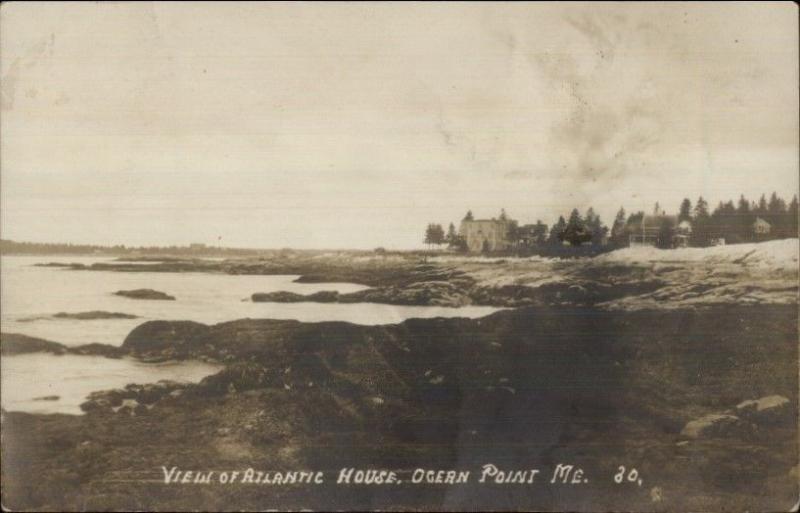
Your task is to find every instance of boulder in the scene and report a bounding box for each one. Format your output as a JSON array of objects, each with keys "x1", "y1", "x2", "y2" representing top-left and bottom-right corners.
[
  {"x1": 53, "y1": 311, "x2": 138, "y2": 320},
  {"x1": 113, "y1": 289, "x2": 176, "y2": 301},
  {"x1": 122, "y1": 320, "x2": 210, "y2": 359},
  {"x1": 1, "y1": 333, "x2": 67, "y2": 355}
]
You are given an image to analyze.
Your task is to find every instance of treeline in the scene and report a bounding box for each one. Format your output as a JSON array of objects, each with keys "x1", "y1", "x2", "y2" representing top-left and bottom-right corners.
[
  {"x1": 0, "y1": 240, "x2": 265, "y2": 257},
  {"x1": 682, "y1": 193, "x2": 797, "y2": 245},
  {"x1": 425, "y1": 191, "x2": 799, "y2": 254}
]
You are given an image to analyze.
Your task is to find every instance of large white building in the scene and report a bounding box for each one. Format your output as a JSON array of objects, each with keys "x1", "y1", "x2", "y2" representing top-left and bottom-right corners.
[{"x1": 459, "y1": 217, "x2": 514, "y2": 253}]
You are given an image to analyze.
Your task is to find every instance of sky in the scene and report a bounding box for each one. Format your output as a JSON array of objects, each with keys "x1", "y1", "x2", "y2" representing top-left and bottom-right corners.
[{"x1": 1, "y1": 2, "x2": 797, "y2": 249}]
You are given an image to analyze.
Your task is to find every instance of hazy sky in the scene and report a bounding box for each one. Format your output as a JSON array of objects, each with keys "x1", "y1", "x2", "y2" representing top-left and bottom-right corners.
[{"x1": 2, "y1": 2, "x2": 797, "y2": 249}]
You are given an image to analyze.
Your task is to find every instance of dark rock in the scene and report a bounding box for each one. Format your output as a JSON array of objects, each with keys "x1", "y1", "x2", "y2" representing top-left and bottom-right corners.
[
  {"x1": 122, "y1": 320, "x2": 210, "y2": 359},
  {"x1": 32, "y1": 395, "x2": 60, "y2": 401},
  {"x1": 1, "y1": 333, "x2": 67, "y2": 355},
  {"x1": 53, "y1": 311, "x2": 138, "y2": 320},
  {"x1": 68, "y1": 343, "x2": 126, "y2": 358},
  {"x1": 252, "y1": 290, "x2": 341, "y2": 303},
  {"x1": 113, "y1": 289, "x2": 176, "y2": 300}
]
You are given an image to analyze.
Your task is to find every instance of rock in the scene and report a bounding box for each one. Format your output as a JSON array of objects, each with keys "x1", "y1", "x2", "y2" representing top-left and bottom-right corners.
[
  {"x1": 68, "y1": 343, "x2": 126, "y2": 358},
  {"x1": 53, "y1": 311, "x2": 138, "y2": 320},
  {"x1": 33, "y1": 395, "x2": 60, "y2": 401},
  {"x1": 1, "y1": 334, "x2": 125, "y2": 358},
  {"x1": 122, "y1": 320, "x2": 210, "y2": 359},
  {"x1": 199, "y1": 362, "x2": 274, "y2": 394},
  {"x1": 736, "y1": 395, "x2": 792, "y2": 424},
  {"x1": 113, "y1": 289, "x2": 176, "y2": 301},
  {"x1": 251, "y1": 291, "x2": 309, "y2": 303},
  {"x1": 251, "y1": 290, "x2": 340, "y2": 303},
  {"x1": 1, "y1": 333, "x2": 67, "y2": 355},
  {"x1": 680, "y1": 413, "x2": 747, "y2": 439}
]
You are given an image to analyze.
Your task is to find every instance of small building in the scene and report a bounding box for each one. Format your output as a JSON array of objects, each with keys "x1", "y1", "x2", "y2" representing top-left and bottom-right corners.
[
  {"x1": 628, "y1": 215, "x2": 692, "y2": 248},
  {"x1": 459, "y1": 217, "x2": 514, "y2": 253},
  {"x1": 627, "y1": 214, "x2": 676, "y2": 247},
  {"x1": 516, "y1": 223, "x2": 548, "y2": 248},
  {"x1": 673, "y1": 220, "x2": 692, "y2": 248},
  {"x1": 752, "y1": 217, "x2": 771, "y2": 235}
]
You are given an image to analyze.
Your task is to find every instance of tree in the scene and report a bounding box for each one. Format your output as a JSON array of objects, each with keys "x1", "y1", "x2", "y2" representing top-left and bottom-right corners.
[
  {"x1": 446, "y1": 223, "x2": 458, "y2": 245},
  {"x1": 737, "y1": 195, "x2": 750, "y2": 215},
  {"x1": 788, "y1": 195, "x2": 799, "y2": 238},
  {"x1": 693, "y1": 196, "x2": 709, "y2": 219},
  {"x1": 464, "y1": 210, "x2": 474, "y2": 221},
  {"x1": 736, "y1": 195, "x2": 752, "y2": 241},
  {"x1": 530, "y1": 220, "x2": 549, "y2": 245},
  {"x1": 424, "y1": 223, "x2": 445, "y2": 249},
  {"x1": 548, "y1": 216, "x2": 566, "y2": 245},
  {"x1": 506, "y1": 220, "x2": 520, "y2": 250},
  {"x1": 756, "y1": 194, "x2": 768, "y2": 214},
  {"x1": 499, "y1": 208, "x2": 508, "y2": 221},
  {"x1": 561, "y1": 209, "x2": 591, "y2": 246},
  {"x1": 585, "y1": 207, "x2": 607, "y2": 245},
  {"x1": 656, "y1": 217, "x2": 674, "y2": 249},
  {"x1": 610, "y1": 207, "x2": 627, "y2": 246},
  {"x1": 678, "y1": 198, "x2": 692, "y2": 222},
  {"x1": 768, "y1": 192, "x2": 787, "y2": 214},
  {"x1": 691, "y1": 196, "x2": 710, "y2": 246}
]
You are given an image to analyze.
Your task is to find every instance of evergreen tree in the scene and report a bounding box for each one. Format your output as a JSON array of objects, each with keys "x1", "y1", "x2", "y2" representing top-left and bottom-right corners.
[
  {"x1": 756, "y1": 194, "x2": 768, "y2": 214},
  {"x1": 610, "y1": 207, "x2": 627, "y2": 246},
  {"x1": 656, "y1": 217, "x2": 674, "y2": 249},
  {"x1": 737, "y1": 195, "x2": 750, "y2": 214},
  {"x1": 585, "y1": 207, "x2": 607, "y2": 245},
  {"x1": 691, "y1": 197, "x2": 710, "y2": 246},
  {"x1": 693, "y1": 196, "x2": 709, "y2": 219},
  {"x1": 678, "y1": 198, "x2": 692, "y2": 222},
  {"x1": 788, "y1": 195, "x2": 799, "y2": 237},
  {"x1": 768, "y1": 192, "x2": 787, "y2": 214},
  {"x1": 424, "y1": 224, "x2": 446, "y2": 249},
  {"x1": 446, "y1": 223, "x2": 457, "y2": 245},
  {"x1": 736, "y1": 195, "x2": 752, "y2": 241},
  {"x1": 561, "y1": 209, "x2": 591, "y2": 246},
  {"x1": 531, "y1": 220, "x2": 549, "y2": 245},
  {"x1": 464, "y1": 210, "x2": 474, "y2": 221},
  {"x1": 548, "y1": 216, "x2": 567, "y2": 245}
]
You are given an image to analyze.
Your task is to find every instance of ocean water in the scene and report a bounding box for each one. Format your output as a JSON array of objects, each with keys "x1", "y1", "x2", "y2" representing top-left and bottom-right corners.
[
  {"x1": 1, "y1": 255, "x2": 500, "y2": 414},
  {"x1": 1, "y1": 354, "x2": 221, "y2": 415}
]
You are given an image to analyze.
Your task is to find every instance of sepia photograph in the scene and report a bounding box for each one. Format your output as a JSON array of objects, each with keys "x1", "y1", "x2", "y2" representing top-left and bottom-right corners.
[{"x1": 1, "y1": 2, "x2": 798, "y2": 511}]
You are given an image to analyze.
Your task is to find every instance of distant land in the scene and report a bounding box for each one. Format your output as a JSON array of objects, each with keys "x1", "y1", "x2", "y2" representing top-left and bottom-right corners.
[{"x1": 0, "y1": 239, "x2": 287, "y2": 258}]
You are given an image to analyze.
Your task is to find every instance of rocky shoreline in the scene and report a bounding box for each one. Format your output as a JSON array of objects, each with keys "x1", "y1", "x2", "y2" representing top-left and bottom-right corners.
[
  {"x1": 36, "y1": 240, "x2": 799, "y2": 309},
  {"x1": 1, "y1": 333, "x2": 126, "y2": 358},
  {"x1": 2, "y1": 303, "x2": 797, "y2": 510}
]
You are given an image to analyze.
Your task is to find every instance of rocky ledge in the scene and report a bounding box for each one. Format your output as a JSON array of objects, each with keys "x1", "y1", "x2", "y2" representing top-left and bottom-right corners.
[
  {"x1": 113, "y1": 289, "x2": 176, "y2": 301},
  {"x1": 2, "y1": 304, "x2": 797, "y2": 511},
  {"x1": 0, "y1": 333, "x2": 126, "y2": 358}
]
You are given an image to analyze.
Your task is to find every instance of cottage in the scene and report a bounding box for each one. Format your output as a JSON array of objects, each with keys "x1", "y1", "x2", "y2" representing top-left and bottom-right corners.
[
  {"x1": 459, "y1": 217, "x2": 514, "y2": 253},
  {"x1": 752, "y1": 217, "x2": 771, "y2": 235},
  {"x1": 627, "y1": 215, "x2": 692, "y2": 248},
  {"x1": 628, "y1": 214, "x2": 676, "y2": 247},
  {"x1": 516, "y1": 223, "x2": 548, "y2": 248}
]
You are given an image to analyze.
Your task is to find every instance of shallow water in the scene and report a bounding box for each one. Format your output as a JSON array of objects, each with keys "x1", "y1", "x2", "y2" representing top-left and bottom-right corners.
[
  {"x1": 1, "y1": 255, "x2": 500, "y2": 414},
  {"x1": 1, "y1": 255, "x2": 500, "y2": 346},
  {"x1": 1, "y1": 353, "x2": 221, "y2": 415}
]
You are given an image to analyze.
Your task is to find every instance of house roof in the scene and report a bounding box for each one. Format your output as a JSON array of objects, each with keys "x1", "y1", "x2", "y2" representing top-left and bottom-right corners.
[{"x1": 627, "y1": 215, "x2": 679, "y2": 235}]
